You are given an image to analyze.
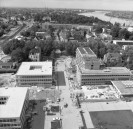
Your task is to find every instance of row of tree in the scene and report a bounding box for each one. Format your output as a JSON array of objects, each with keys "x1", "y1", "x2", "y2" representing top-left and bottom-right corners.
[
  {"x1": 111, "y1": 23, "x2": 133, "y2": 40},
  {"x1": 3, "y1": 36, "x2": 133, "y2": 69}
]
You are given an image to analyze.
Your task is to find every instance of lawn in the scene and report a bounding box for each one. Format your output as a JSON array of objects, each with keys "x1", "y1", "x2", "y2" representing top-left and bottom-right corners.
[{"x1": 90, "y1": 110, "x2": 133, "y2": 129}]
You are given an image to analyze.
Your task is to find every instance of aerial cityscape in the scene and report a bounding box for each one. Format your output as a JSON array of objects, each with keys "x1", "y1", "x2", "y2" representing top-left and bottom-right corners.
[{"x1": 1, "y1": 0, "x2": 133, "y2": 129}]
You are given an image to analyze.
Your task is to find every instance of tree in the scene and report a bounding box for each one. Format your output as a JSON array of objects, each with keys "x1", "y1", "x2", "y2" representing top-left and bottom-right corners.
[
  {"x1": 129, "y1": 35, "x2": 133, "y2": 40},
  {"x1": 95, "y1": 25, "x2": 103, "y2": 34},
  {"x1": 2, "y1": 42, "x2": 12, "y2": 55},
  {"x1": 0, "y1": 28, "x2": 4, "y2": 37},
  {"x1": 111, "y1": 23, "x2": 121, "y2": 39},
  {"x1": 118, "y1": 28, "x2": 130, "y2": 40},
  {"x1": 11, "y1": 48, "x2": 26, "y2": 62},
  {"x1": 106, "y1": 43, "x2": 121, "y2": 53}
]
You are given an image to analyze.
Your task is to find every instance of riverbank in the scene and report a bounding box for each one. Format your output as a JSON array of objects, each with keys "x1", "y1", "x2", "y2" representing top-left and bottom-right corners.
[
  {"x1": 80, "y1": 11, "x2": 133, "y2": 26},
  {"x1": 105, "y1": 11, "x2": 133, "y2": 21}
]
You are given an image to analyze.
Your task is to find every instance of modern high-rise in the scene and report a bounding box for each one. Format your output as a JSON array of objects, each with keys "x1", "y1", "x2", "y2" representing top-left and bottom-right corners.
[
  {"x1": 16, "y1": 61, "x2": 52, "y2": 87},
  {"x1": 76, "y1": 47, "x2": 132, "y2": 86},
  {"x1": 0, "y1": 87, "x2": 29, "y2": 129}
]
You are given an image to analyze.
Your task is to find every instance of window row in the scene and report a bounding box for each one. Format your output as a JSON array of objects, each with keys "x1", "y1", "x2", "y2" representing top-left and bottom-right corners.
[
  {"x1": 0, "y1": 119, "x2": 16, "y2": 122},
  {"x1": 20, "y1": 83, "x2": 52, "y2": 85},
  {"x1": 18, "y1": 76, "x2": 52, "y2": 78},
  {"x1": 0, "y1": 124, "x2": 20, "y2": 127},
  {"x1": 82, "y1": 75, "x2": 130, "y2": 77},
  {"x1": 19, "y1": 79, "x2": 52, "y2": 82}
]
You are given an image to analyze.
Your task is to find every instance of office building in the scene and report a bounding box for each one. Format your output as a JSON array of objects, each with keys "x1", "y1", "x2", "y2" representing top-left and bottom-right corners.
[
  {"x1": 0, "y1": 87, "x2": 29, "y2": 129},
  {"x1": 76, "y1": 47, "x2": 132, "y2": 86},
  {"x1": 16, "y1": 61, "x2": 52, "y2": 87}
]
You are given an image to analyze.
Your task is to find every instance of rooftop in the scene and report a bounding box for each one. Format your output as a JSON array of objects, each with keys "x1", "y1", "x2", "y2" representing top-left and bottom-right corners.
[
  {"x1": 77, "y1": 47, "x2": 96, "y2": 57},
  {"x1": 112, "y1": 81, "x2": 133, "y2": 95},
  {"x1": 16, "y1": 61, "x2": 52, "y2": 76},
  {"x1": 80, "y1": 67, "x2": 131, "y2": 75},
  {"x1": 113, "y1": 40, "x2": 133, "y2": 43},
  {"x1": 0, "y1": 87, "x2": 28, "y2": 118}
]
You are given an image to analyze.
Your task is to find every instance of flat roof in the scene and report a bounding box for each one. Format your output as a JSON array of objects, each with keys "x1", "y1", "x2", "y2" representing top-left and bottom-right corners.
[
  {"x1": 113, "y1": 40, "x2": 133, "y2": 43},
  {"x1": 0, "y1": 87, "x2": 28, "y2": 118},
  {"x1": 16, "y1": 61, "x2": 52, "y2": 76},
  {"x1": 112, "y1": 81, "x2": 133, "y2": 95},
  {"x1": 77, "y1": 47, "x2": 96, "y2": 56},
  {"x1": 90, "y1": 110, "x2": 133, "y2": 129},
  {"x1": 79, "y1": 67, "x2": 132, "y2": 75}
]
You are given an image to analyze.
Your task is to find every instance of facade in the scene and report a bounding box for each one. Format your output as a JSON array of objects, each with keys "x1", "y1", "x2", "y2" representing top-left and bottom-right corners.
[
  {"x1": 76, "y1": 47, "x2": 101, "y2": 70},
  {"x1": 29, "y1": 46, "x2": 41, "y2": 62},
  {"x1": 77, "y1": 66, "x2": 132, "y2": 85},
  {"x1": 0, "y1": 87, "x2": 29, "y2": 129},
  {"x1": 0, "y1": 62, "x2": 14, "y2": 69},
  {"x1": 76, "y1": 47, "x2": 132, "y2": 86},
  {"x1": 16, "y1": 61, "x2": 52, "y2": 87}
]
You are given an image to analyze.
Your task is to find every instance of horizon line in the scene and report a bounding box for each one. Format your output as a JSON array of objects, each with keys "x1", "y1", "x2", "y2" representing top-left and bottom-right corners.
[{"x1": 0, "y1": 6, "x2": 133, "y2": 12}]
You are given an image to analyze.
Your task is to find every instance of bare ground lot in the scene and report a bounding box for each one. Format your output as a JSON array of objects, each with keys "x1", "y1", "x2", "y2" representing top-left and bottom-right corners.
[{"x1": 0, "y1": 73, "x2": 16, "y2": 87}]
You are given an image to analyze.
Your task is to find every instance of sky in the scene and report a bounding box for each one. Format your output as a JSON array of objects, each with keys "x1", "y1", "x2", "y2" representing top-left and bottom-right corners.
[{"x1": 1, "y1": 0, "x2": 133, "y2": 11}]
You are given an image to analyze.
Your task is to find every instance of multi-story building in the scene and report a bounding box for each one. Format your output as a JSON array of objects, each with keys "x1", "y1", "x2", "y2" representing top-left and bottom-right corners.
[
  {"x1": 76, "y1": 47, "x2": 132, "y2": 86},
  {"x1": 0, "y1": 87, "x2": 29, "y2": 129},
  {"x1": 29, "y1": 46, "x2": 41, "y2": 62},
  {"x1": 77, "y1": 66, "x2": 132, "y2": 85},
  {"x1": 76, "y1": 47, "x2": 102, "y2": 70},
  {"x1": 16, "y1": 61, "x2": 52, "y2": 87}
]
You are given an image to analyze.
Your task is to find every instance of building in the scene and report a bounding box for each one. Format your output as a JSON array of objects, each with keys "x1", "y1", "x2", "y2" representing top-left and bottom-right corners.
[
  {"x1": 29, "y1": 46, "x2": 41, "y2": 62},
  {"x1": 0, "y1": 62, "x2": 14, "y2": 69},
  {"x1": 113, "y1": 40, "x2": 133, "y2": 50},
  {"x1": 76, "y1": 47, "x2": 132, "y2": 86},
  {"x1": 76, "y1": 47, "x2": 102, "y2": 70},
  {"x1": 16, "y1": 61, "x2": 52, "y2": 87},
  {"x1": 77, "y1": 67, "x2": 132, "y2": 85},
  {"x1": 0, "y1": 87, "x2": 29, "y2": 129},
  {"x1": 127, "y1": 27, "x2": 133, "y2": 32},
  {"x1": 100, "y1": 33, "x2": 112, "y2": 41},
  {"x1": 112, "y1": 80, "x2": 133, "y2": 96},
  {"x1": 103, "y1": 52, "x2": 122, "y2": 63}
]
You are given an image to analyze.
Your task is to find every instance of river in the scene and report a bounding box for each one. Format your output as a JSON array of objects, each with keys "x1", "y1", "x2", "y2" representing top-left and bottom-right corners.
[{"x1": 80, "y1": 11, "x2": 133, "y2": 26}]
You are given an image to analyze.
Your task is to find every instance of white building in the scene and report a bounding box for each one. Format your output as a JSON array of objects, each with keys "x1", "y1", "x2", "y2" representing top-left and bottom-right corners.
[
  {"x1": 0, "y1": 87, "x2": 29, "y2": 129},
  {"x1": 76, "y1": 47, "x2": 132, "y2": 86},
  {"x1": 16, "y1": 61, "x2": 52, "y2": 87},
  {"x1": 77, "y1": 66, "x2": 132, "y2": 85}
]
